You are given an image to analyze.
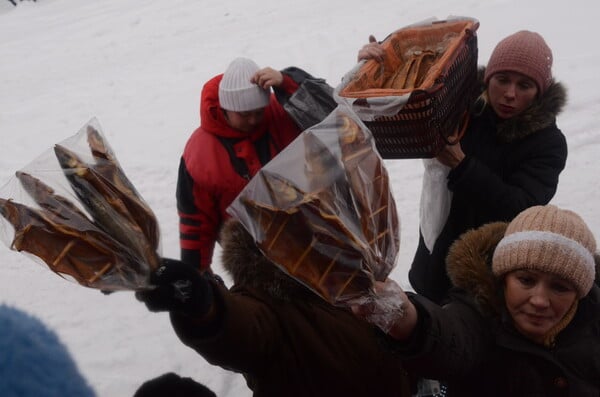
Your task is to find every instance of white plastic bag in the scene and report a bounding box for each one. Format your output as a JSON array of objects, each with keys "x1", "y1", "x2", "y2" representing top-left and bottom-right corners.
[{"x1": 419, "y1": 158, "x2": 452, "y2": 252}]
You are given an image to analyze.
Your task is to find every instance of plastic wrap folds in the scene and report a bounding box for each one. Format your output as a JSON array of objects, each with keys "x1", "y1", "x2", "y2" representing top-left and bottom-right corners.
[
  {"x1": 227, "y1": 105, "x2": 400, "y2": 306},
  {"x1": 0, "y1": 118, "x2": 161, "y2": 291},
  {"x1": 349, "y1": 278, "x2": 407, "y2": 334}
]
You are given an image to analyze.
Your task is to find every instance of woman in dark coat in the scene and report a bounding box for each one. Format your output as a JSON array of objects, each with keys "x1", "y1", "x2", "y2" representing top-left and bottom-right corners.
[
  {"x1": 359, "y1": 30, "x2": 569, "y2": 304},
  {"x1": 354, "y1": 204, "x2": 600, "y2": 396},
  {"x1": 137, "y1": 219, "x2": 413, "y2": 397},
  {"x1": 410, "y1": 31, "x2": 568, "y2": 303}
]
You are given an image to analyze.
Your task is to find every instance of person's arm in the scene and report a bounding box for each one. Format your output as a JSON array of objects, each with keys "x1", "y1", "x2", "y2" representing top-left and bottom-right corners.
[
  {"x1": 398, "y1": 293, "x2": 492, "y2": 380},
  {"x1": 136, "y1": 258, "x2": 279, "y2": 374},
  {"x1": 251, "y1": 67, "x2": 285, "y2": 90},
  {"x1": 434, "y1": 128, "x2": 467, "y2": 169},
  {"x1": 264, "y1": 67, "x2": 315, "y2": 106},
  {"x1": 351, "y1": 279, "x2": 419, "y2": 340},
  {"x1": 252, "y1": 66, "x2": 302, "y2": 99},
  {"x1": 447, "y1": 129, "x2": 567, "y2": 219},
  {"x1": 136, "y1": 258, "x2": 216, "y2": 324},
  {"x1": 352, "y1": 279, "x2": 492, "y2": 381}
]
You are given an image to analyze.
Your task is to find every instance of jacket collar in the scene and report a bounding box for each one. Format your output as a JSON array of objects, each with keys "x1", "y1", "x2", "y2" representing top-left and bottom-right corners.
[{"x1": 445, "y1": 221, "x2": 508, "y2": 315}]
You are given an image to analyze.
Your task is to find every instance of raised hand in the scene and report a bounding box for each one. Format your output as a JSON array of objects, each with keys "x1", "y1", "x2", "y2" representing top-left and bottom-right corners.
[
  {"x1": 357, "y1": 35, "x2": 384, "y2": 62},
  {"x1": 136, "y1": 258, "x2": 213, "y2": 317},
  {"x1": 350, "y1": 278, "x2": 418, "y2": 340},
  {"x1": 251, "y1": 67, "x2": 283, "y2": 89}
]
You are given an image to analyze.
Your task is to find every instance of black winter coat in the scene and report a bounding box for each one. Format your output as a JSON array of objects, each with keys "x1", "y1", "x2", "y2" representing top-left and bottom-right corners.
[
  {"x1": 409, "y1": 78, "x2": 568, "y2": 304},
  {"x1": 400, "y1": 222, "x2": 600, "y2": 397}
]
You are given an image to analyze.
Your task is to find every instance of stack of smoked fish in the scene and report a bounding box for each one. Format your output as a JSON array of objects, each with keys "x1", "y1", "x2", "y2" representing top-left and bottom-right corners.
[
  {"x1": 229, "y1": 108, "x2": 399, "y2": 305},
  {"x1": 0, "y1": 121, "x2": 160, "y2": 291}
]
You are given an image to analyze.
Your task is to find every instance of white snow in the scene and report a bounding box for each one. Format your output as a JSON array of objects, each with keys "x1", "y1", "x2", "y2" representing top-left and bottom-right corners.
[{"x1": 1, "y1": 0, "x2": 599, "y2": 395}]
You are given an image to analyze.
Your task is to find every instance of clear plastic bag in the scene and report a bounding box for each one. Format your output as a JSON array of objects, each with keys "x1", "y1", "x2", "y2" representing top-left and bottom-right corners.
[
  {"x1": 348, "y1": 278, "x2": 407, "y2": 334},
  {"x1": 227, "y1": 105, "x2": 400, "y2": 305},
  {"x1": 0, "y1": 118, "x2": 160, "y2": 291}
]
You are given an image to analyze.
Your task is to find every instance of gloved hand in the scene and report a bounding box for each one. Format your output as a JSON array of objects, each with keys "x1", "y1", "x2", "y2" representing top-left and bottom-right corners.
[
  {"x1": 136, "y1": 258, "x2": 212, "y2": 318},
  {"x1": 349, "y1": 279, "x2": 407, "y2": 334}
]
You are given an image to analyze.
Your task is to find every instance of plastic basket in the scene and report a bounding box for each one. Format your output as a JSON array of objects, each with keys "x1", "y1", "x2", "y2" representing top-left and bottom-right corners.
[{"x1": 337, "y1": 18, "x2": 480, "y2": 159}]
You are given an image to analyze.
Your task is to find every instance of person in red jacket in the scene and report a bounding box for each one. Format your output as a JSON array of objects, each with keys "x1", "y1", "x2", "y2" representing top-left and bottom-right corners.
[{"x1": 177, "y1": 57, "x2": 307, "y2": 271}]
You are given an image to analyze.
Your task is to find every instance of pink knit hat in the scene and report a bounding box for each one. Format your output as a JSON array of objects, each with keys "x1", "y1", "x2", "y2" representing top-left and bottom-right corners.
[
  {"x1": 492, "y1": 205, "x2": 597, "y2": 297},
  {"x1": 484, "y1": 30, "x2": 553, "y2": 95}
]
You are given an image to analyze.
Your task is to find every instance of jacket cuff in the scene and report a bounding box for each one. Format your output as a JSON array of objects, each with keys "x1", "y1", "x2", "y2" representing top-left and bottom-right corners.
[{"x1": 376, "y1": 292, "x2": 431, "y2": 356}]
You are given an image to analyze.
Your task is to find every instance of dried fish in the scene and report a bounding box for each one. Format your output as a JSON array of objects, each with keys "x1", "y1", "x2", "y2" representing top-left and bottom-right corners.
[
  {"x1": 337, "y1": 114, "x2": 399, "y2": 280},
  {"x1": 53, "y1": 144, "x2": 160, "y2": 271},
  {"x1": 16, "y1": 171, "x2": 91, "y2": 228},
  {"x1": 240, "y1": 192, "x2": 373, "y2": 304},
  {"x1": 85, "y1": 125, "x2": 160, "y2": 249},
  {"x1": 231, "y1": 109, "x2": 399, "y2": 305},
  {"x1": 0, "y1": 197, "x2": 147, "y2": 290},
  {"x1": 0, "y1": 120, "x2": 161, "y2": 291}
]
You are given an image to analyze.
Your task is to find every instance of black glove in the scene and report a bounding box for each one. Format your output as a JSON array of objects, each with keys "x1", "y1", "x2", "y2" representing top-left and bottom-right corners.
[{"x1": 136, "y1": 258, "x2": 212, "y2": 317}]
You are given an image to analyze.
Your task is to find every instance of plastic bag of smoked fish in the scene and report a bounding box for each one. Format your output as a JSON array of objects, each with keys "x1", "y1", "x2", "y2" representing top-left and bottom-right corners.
[
  {"x1": 0, "y1": 118, "x2": 161, "y2": 291},
  {"x1": 227, "y1": 104, "x2": 400, "y2": 306}
]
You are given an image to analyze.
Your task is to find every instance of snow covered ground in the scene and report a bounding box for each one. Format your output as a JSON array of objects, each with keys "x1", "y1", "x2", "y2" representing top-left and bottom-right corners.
[{"x1": 1, "y1": 0, "x2": 599, "y2": 395}]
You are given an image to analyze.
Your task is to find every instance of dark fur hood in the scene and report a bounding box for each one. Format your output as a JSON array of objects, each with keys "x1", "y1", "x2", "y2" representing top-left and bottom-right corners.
[
  {"x1": 476, "y1": 66, "x2": 568, "y2": 143},
  {"x1": 219, "y1": 219, "x2": 319, "y2": 302},
  {"x1": 446, "y1": 221, "x2": 600, "y2": 316}
]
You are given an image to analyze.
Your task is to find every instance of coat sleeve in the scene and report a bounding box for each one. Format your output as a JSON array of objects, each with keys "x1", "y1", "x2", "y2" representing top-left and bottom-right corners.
[
  {"x1": 169, "y1": 283, "x2": 280, "y2": 374},
  {"x1": 176, "y1": 156, "x2": 220, "y2": 269},
  {"x1": 448, "y1": 128, "x2": 567, "y2": 220},
  {"x1": 394, "y1": 293, "x2": 493, "y2": 382}
]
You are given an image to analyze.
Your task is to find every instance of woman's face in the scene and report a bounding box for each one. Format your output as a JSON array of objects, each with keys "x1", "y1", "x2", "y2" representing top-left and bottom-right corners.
[
  {"x1": 224, "y1": 108, "x2": 265, "y2": 133},
  {"x1": 504, "y1": 269, "x2": 577, "y2": 343},
  {"x1": 487, "y1": 71, "x2": 539, "y2": 119}
]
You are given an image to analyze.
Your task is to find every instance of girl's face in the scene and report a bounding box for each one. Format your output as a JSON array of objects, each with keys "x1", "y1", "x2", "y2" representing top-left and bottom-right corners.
[
  {"x1": 504, "y1": 269, "x2": 577, "y2": 343},
  {"x1": 487, "y1": 71, "x2": 539, "y2": 119}
]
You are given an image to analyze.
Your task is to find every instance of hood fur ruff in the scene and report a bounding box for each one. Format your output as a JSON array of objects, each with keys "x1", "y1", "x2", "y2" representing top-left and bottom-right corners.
[
  {"x1": 476, "y1": 67, "x2": 568, "y2": 143},
  {"x1": 446, "y1": 222, "x2": 600, "y2": 317},
  {"x1": 219, "y1": 219, "x2": 319, "y2": 302},
  {"x1": 446, "y1": 222, "x2": 508, "y2": 315}
]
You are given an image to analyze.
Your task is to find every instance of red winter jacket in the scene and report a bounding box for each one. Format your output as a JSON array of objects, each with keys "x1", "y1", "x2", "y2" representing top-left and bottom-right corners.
[{"x1": 177, "y1": 72, "x2": 301, "y2": 270}]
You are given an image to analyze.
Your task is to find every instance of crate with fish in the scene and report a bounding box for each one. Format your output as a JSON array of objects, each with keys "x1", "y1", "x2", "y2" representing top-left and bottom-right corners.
[
  {"x1": 336, "y1": 17, "x2": 480, "y2": 159},
  {"x1": 0, "y1": 118, "x2": 160, "y2": 291}
]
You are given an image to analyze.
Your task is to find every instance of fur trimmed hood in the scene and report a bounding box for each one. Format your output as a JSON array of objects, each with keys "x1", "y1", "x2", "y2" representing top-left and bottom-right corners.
[
  {"x1": 445, "y1": 222, "x2": 600, "y2": 316},
  {"x1": 476, "y1": 66, "x2": 568, "y2": 143},
  {"x1": 219, "y1": 219, "x2": 319, "y2": 302}
]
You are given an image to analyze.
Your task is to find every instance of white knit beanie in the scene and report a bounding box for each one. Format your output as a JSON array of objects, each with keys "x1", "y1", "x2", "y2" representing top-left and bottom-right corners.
[
  {"x1": 219, "y1": 57, "x2": 270, "y2": 112},
  {"x1": 492, "y1": 205, "x2": 597, "y2": 298}
]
